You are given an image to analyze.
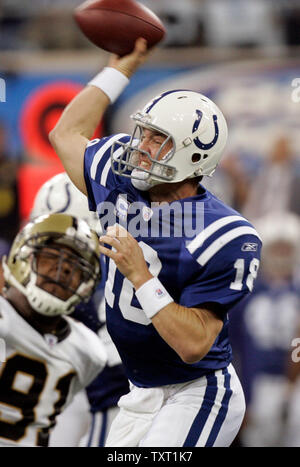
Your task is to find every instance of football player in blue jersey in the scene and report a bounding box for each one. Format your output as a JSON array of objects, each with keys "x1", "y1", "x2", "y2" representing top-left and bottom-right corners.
[{"x1": 49, "y1": 38, "x2": 262, "y2": 447}]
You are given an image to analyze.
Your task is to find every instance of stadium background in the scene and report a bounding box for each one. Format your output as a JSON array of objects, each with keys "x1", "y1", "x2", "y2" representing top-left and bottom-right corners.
[{"x1": 0, "y1": 0, "x2": 300, "y2": 447}]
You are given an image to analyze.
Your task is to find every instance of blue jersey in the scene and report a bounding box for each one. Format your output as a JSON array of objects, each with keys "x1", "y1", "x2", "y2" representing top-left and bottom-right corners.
[
  {"x1": 229, "y1": 280, "x2": 300, "y2": 405},
  {"x1": 84, "y1": 134, "x2": 262, "y2": 388}
]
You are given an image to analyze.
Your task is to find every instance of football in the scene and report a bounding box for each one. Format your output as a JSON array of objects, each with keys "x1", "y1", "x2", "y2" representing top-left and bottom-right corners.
[{"x1": 74, "y1": 0, "x2": 166, "y2": 56}]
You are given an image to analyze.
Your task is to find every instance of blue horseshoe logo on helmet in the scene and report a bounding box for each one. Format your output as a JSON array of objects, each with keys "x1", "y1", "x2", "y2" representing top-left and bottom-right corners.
[
  {"x1": 46, "y1": 182, "x2": 71, "y2": 213},
  {"x1": 192, "y1": 110, "x2": 219, "y2": 150}
]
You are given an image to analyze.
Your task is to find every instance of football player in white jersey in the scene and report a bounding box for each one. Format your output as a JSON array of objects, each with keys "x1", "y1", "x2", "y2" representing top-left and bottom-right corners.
[
  {"x1": 0, "y1": 213, "x2": 107, "y2": 447},
  {"x1": 49, "y1": 39, "x2": 262, "y2": 447},
  {"x1": 31, "y1": 173, "x2": 129, "y2": 447}
]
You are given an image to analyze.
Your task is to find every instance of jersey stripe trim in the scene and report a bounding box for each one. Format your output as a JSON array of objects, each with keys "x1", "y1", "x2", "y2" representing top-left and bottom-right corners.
[
  {"x1": 90, "y1": 133, "x2": 127, "y2": 180},
  {"x1": 144, "y1": 90, "x2": 190, "y2": 113},
  {"x1": 195, "y1": 371, "x2": 227, "y2": 446},
  {"x1": 196, "y1": 226, "x2": 260, "y2": 266},
  {"x1": 205, "y1": 367, "x2": 233, "y2": 446},
  {"x1": 87, "y1": 413, "x2": 96, "y2": 447},
  {"x1": 100, "y1": 146, "x2": 124, "y2": 186},
  {"x1": 183, "y1": 372, "x2": 218, "y2": 447},
  {"x1": 98, "y1": 410, "x2": 108, "y2": 447},
  {"x1": 187, "y1": 215, "x2": 250, "y2": 254}
]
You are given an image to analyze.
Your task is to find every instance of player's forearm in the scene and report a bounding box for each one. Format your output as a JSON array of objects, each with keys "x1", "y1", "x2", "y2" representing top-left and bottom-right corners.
[
  {"x1": 49, "y1": 85, "x2": 110, "y2": 195},
  {"x1": 151, "y1": 303, "x2": 222, "y2": 364},
  {"x1": 100, "y1": 226, "x2": 223, "y2": 364},
  {"x1": 50, "y1": 85, "x2": 110, "y2": 141},
  {"x1": 129, "y1": 262, "x2": 223, "y2": 364}
]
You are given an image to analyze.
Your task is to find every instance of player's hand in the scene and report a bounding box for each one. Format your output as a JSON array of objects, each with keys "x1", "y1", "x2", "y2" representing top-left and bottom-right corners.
[
  {"x1": 108, "y1": 37, "x2": 149, "y2": 78},
  {"x1": 99, "y1": 224, "x2": 153, "y2": 289}
]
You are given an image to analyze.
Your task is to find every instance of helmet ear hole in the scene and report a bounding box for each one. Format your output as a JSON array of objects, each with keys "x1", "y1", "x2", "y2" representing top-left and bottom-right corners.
[{"x1": 192, "y1": 153, "x2": 201, "y2": 163}]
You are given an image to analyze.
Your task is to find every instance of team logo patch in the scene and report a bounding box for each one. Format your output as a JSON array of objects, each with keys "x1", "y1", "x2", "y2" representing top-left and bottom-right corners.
[
  {"x1": 155, "y1": 288, "x2": 165, "y2": 298},
  {"x1": 241, "y1": 242, "x2": 258, "y2": 252},
  {"x1": 114, "y1": 195, "x2": 130, "y2": 221}
]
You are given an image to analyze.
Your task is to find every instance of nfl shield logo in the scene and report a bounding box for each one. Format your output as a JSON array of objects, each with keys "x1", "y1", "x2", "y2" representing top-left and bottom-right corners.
[
  {"x1": 44, "y1": 334, "x2": 58, "y2": 347},
  {"x1": 142, "y1": 206, "x2": 153, "y2": 222},
  {"x1": 155, "y1": 288, "x2": 165, "y2": 298}
]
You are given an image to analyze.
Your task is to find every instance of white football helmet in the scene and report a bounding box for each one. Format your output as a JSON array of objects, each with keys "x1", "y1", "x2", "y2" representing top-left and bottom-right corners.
[
  {"x1": 31, "y1": 172, "x2": 101, "y2": 234},
  {"x1": 111, "y1": 90, "x2": 228, "y2": 190}
]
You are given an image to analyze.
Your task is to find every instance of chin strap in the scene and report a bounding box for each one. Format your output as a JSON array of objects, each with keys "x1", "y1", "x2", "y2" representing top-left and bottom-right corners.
[
  {"x1": 131, "y1": 169, "x2": 154, "y2": 191},
  {"x1": 131, "y1": 169, "x2": 164, "y2": 191},
  {"x1": 26, "y1": 285, "x2": 76, "y2": 317}
]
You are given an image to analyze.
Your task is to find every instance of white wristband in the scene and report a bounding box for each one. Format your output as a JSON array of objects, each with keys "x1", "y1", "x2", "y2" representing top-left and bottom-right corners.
[
  {"x1": 135, "y1": 277, "x2": 174, "y2": 319},
  {"x1": 88, "y1": 67, "x2": 129, "y2": 103}
]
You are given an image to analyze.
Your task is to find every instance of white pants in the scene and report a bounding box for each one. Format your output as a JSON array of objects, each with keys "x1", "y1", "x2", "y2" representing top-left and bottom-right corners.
[
  {"x1": 79, "y1": 406, "x2": 120, "y2": 447},
  {"x1": 105, "y1": 364, "x2": 245, "y2": 447}
]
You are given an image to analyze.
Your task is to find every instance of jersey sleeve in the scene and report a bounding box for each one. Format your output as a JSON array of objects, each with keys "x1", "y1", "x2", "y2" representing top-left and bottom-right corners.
[
  {"x1": 84, "y1": 133, "x2": 131, "y2": 211},
  {"x1": 179, "y1": 230, "x2": 262, "y2": 314}
]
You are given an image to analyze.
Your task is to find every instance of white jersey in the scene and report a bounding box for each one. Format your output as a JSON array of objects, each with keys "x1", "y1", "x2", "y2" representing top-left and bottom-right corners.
[{"x1": 0, "y1": 296, "x2": 107, "y2": 447}]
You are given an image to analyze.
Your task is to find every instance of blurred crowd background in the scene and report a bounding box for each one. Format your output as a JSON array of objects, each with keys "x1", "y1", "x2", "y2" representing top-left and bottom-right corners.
[
  {"x1": 0, "y1": 0, "x2": 300, "y2": 50},
  {"x1": 0, "y1": 0, "x2": 300, "y2": 447}
]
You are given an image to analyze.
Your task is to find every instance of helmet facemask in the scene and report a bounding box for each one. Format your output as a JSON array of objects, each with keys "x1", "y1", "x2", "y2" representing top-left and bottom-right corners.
[
  {"x1": 3, "y1": 214, "x2": 101, "y2": 317},
  {"x1": 31, "y1": 240, "x2": 97, "y2": 299},
  {"x1": 111, "y1": 119, "x2": 177, "y2": 190}
]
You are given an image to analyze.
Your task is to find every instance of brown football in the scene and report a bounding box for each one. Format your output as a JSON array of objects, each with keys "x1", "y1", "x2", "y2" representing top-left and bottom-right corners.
[{"x1": 74, "y1": 0, "x2": 166, "y2": 56}]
